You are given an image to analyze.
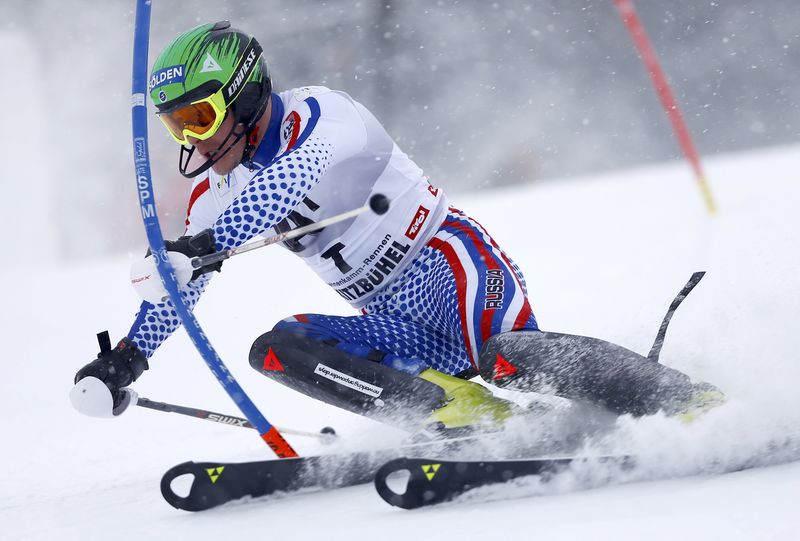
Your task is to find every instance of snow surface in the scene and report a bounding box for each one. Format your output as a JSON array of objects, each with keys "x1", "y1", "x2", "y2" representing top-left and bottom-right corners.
[{"x1": 3, "y1": 145, "x2": 800, "y2": 540}]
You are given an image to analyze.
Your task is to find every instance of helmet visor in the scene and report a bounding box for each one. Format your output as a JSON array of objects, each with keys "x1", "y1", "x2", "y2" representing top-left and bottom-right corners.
[{"x1": 157, "y1": 93, "x2": 226, "y2": 144}]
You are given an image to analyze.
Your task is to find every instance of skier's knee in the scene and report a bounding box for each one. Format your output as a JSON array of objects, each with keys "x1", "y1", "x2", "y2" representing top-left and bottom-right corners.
[
  {"x1": 249, "y1": 328, "x2": 344, "y2": 374},
  {"x1": 478, "y1": 331, "x2": 538, "y2": 385},
  {"x1": 249, "y1": 330, "x2": 287, "y2": 372},
  {"x1": 248, "y1": 328, "x2": 444, "y2": 429},
  {"x1": 250, "y1": 327, "x2": 331, "y2": 373}
]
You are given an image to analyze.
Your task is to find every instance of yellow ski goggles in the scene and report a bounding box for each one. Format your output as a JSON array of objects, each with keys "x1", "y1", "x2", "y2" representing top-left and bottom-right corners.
[{"x1": 156, "y1": 89, "x2": 227, "y2": 145}]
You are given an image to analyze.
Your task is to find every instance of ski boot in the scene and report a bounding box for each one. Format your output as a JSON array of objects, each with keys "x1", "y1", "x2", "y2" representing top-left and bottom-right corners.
[
  {"x1": 672, "y1": 382, "x2": 726, "y2": 423},
  {"x1": 415, "y1": 369, "x2": 521, "y2": 439}
]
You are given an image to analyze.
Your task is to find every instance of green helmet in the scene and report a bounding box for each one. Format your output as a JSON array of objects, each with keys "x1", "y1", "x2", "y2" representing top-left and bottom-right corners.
[
  {"x1": 149, "y1": 20, "x2": 271, "y2": 124},
  {"x1": 149, "y1": 21, "x2": 272, "y2": 175}
]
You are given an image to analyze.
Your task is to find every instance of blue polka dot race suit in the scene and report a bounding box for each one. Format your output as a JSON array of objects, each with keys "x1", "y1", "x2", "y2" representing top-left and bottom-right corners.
[{"x1": 127, "y1": 86, "x2": 538, "y2": 377}]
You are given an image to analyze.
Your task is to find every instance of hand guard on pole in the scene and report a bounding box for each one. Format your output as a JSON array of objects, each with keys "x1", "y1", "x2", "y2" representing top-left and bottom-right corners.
[
  {"x1": 131, "y1": 228, "x2": 221, "y2": 304},
  {"x1": 72, "y1": 331, "x2": 148, "y2": 416},
  {"x1": 160, "y1": 229, "x2": 222, "y2": 280}
]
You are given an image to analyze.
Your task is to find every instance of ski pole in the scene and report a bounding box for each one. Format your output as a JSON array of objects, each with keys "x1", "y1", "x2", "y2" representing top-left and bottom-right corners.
[
  {"x1": 191, "y1": 193, "x2": 390, "y2": 271},
  {"x1": 647, "y1": 271, "x2": 706, "y2": 362},
  {"x1": 135, "y1": 396, "x2": 337, "y2": 442}
]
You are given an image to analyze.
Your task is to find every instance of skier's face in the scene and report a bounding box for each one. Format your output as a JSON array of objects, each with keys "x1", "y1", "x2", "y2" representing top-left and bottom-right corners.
[{"x1": 187, "y1": 111, "x2": 246, "y2": 176}]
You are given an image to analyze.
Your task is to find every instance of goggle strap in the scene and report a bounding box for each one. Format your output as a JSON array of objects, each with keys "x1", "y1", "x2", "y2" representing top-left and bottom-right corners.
[{"x1": 221, "y1": 38, "x2": 264, "y2": 108}]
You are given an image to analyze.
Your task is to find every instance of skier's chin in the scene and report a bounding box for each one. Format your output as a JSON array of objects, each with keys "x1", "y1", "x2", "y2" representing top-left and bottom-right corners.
[
  {"x1": 210, "y1": 160, "x2": 238, "y2": 176},
  {"x1": 206, "y1": 140, "x2": 245, "y2": 175},
  {"x1": 207, "y1": 149, "x2": 242, "y2": 175}
]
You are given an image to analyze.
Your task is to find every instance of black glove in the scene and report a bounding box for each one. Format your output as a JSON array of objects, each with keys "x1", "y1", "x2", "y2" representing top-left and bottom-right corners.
[
  {"x1": 167, "y1": 228, "x2": 222, "y2": 280},
  {"x1": 74, "y1": 331, "x2": 149, "y2": 408},
  {"x1": 145, "y1": 228, "x2": 222, "y2": 281}
]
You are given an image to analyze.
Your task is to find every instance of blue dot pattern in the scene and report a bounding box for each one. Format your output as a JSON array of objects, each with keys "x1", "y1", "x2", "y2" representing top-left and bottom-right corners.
[
  {"x1": 127, "y1": 274, "x2": 211, "y2": 358},
  {"x1": 126, "y1": 138, "x2": 333, "y2": 359},
  {"x1": 212, "y1": 139, "x2": 333, "y2": 252}
]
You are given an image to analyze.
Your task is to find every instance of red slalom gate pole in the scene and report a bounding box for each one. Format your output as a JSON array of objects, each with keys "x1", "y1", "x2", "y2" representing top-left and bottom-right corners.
[{"x1": 613, "y1": 0, "x2": 717, "y2": 215}]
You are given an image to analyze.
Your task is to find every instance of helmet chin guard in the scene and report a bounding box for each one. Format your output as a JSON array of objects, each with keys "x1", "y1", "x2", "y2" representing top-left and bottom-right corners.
[{"x1": 178, "y1": 116, "x2": 248, "y2": 178}]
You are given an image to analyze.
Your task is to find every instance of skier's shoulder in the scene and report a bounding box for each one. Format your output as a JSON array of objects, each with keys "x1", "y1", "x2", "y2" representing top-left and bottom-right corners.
[
  {"x1": 277, "y1": 86, "x2": 366, "y2": 153},
  {"x1": 279, "y1": 85, "x2": 359, "y2": 114}
]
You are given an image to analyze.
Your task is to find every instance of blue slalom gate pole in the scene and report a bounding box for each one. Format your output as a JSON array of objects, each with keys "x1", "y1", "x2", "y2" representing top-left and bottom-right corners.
[{"x1": 130, "y1": 0, "x2": 297, "y2": 458}]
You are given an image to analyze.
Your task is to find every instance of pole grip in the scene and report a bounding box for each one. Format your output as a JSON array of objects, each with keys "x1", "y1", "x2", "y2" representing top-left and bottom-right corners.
[{"x1": 191, "y1": 250, "x2": 231, "y2": 269}]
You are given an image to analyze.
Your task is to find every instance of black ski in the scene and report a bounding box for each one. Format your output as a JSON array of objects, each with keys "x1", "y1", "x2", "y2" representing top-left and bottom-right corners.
[
  {"x1": 161, "y1": 433, "x2": 800, "y2": 511},
  {"x1": 161, "y1": 450, "x2": 398, "y2": 511},
  {"x1": 160, "y1": 435, "x2": 483, "y2": 511},
  {"x1": 374, "y1": 429, "x2": 800, "y2": 510},
  {"x1": 374, "y1": 454, "x2": 633, "y2": 509}
]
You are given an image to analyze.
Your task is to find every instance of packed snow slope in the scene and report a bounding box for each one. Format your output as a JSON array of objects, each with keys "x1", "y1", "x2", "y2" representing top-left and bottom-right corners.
[{"x1": 2, "y1": 144, "x2": 800, "y2": 540}]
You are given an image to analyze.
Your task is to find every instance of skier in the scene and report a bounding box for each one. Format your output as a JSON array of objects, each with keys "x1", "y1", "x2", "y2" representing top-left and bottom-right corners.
[{"x1": 73, "y1": 22, "x2": 723, "y2": 435}]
